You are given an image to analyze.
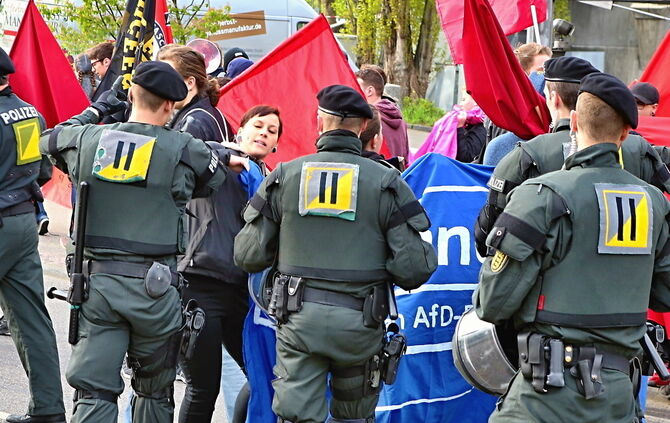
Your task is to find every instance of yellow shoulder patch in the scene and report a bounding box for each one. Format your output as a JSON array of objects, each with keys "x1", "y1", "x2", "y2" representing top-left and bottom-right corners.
[{"x1": 490, "y1": 250, "x2": 509, "y2": 273}]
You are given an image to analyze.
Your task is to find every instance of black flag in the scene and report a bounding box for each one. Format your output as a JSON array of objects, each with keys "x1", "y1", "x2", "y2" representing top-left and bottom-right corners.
[{"x1": 92, "y1": 0, "x2": 156, "y2": 100}]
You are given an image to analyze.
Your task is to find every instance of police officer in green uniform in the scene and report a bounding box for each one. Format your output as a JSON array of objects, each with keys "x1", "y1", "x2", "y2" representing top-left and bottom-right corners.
[
  {"x1": 474, "y1": 73, "x2": 670, "y2": 422},
  {"x1": 0, "y1": 47, "x2": 66, "y2": 423},
  {"x1": 40, "y1": 61, "x2": 242, "y2": 423},
  {"x1": 474, "y1": 56, "x2": 670, "y2": 256},
  {"x1": 234, "y1": 85, "x2": 437, "y2": 423}
]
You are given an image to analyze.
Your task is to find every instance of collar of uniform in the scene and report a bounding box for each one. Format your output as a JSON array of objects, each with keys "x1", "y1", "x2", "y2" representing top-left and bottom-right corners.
[
  {"x1": 552, "y1": 118, "x2": 571, "y2": 133},
  {"x1": 361, "y1": 150, "x2": 384, "y2": 161},
  {"x1": 0, "y1": 85, "x2": 12, "y2": 97},
  {"x1": 316, "y1": 130, "x2": 362, "y2": 155},
  {"x1": 564, "y1": 142, "x2": 621, "y2": 170}
]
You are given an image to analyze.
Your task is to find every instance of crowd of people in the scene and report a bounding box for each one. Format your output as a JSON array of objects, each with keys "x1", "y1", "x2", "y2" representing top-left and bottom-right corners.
[{"x1": 2, "y1": 31, "x2": 670, "y2": 423}]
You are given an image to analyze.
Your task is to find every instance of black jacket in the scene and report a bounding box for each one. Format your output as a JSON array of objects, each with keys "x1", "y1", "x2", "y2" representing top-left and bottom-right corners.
[
  {"x1": 169, "y1": 95, "x2": 234, "y2": 143},
  {"x1": 171, "y1": 96, "x2": 246, "y2": 285}
]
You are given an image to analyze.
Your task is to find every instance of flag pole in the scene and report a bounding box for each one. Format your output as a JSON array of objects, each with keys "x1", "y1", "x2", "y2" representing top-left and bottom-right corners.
[{"x1": 530, "y1": 5, "x2": 541, "y2": 43}]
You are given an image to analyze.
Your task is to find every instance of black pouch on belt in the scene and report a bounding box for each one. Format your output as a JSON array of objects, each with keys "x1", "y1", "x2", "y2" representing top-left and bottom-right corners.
[
  {"x1": 272, "y1": 276, "x2": 290, "y2": 324},
  {"x1": 145, "y1": 262, "x2": 172, "y2": 299},
  {"x1": 286, "y1": 277, "x2": 304, "y2": 313},
  {"x1": 569, "y1": 346, "x2": 605, "y2": 400},
  {"x1": 363, "y1": 285, "x2": 390, "y2": 329}
]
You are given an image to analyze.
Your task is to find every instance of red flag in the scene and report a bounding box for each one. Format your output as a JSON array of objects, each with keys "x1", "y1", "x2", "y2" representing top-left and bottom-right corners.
[
  {"x1": 461, "y1": 0, "x2": 550, "y2": 140},
  {"x1": 10, "y1": 0, "x2": 90, "y2": 208},
  {"x1": 635, "y1": 116, "x2": 670, "y2": 147},
  {"x1": 640, "y1": 30, "x2": 670, "y2": 118},
  {"x1": 217, "y1": 15, "x2": 363, "y2": 169},
  {"x1": 154, "y1": 0, "x2": 173, "y2": 48},
  {"x1": 437, "y1": 0, "x2": 547, "y2": 64}
]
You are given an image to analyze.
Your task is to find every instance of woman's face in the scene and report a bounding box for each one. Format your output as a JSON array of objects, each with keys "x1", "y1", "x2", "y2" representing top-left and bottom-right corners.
[{"x1": 239, "y1": 113, "x2": 280, "y2": 160}]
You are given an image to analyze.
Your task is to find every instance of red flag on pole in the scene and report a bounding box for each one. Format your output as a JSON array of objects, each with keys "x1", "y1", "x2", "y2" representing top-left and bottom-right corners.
[
  {"x1": 217, "y1": 15, "x2": 363, "y2": 169},
  {"x1": 461, "y1": 0, "x2": 550, "y2": 139},
  {"x1": 640, "y1": 30, "x2": 670, "y2": 118},
  {"x1": 437, "y1": 0, "x2": 547, "y2": 64},
  {"x1": 154, "y1": 0, "x2": 174, "y2": 48},
  {"x1": 10, "y1": 0, "x2": 90, "y2": 208}
]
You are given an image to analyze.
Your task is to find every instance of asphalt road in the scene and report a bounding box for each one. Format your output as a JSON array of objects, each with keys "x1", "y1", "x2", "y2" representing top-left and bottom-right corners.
[{"x1": 0, "y1": 203, "x2": 227, "y2": 422}]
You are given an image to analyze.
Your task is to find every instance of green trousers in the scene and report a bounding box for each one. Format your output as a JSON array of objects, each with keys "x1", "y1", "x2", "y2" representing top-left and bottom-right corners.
[
  {"x1": 0, "y1": 213, "x2": 64, "y2": 416},
  {"x1": 272, "y1": 302, "x2": 383, "y2": 423},
  {"x1": 66, "y1": 268, "x2": 182, "y2": 423},
  {"x1": 491, "y1": 369, "x2": 636, "y2": 423}
]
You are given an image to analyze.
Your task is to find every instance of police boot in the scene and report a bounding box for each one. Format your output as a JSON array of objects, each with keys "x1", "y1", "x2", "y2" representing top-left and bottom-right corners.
[{"x1": 5, "y1": 413, "x2": 66, "y2": 423}]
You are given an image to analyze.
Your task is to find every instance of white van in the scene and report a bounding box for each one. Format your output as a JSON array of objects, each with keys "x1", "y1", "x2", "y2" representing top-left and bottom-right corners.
[{"x1": 208, "y1": 0, "x2": 318, "y2": 63}]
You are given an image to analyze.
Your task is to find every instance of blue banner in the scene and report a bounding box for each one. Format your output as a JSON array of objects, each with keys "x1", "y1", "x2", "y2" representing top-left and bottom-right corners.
[
  {"x1": 243, "y1": 153, "x2": 497, "y2": 423},
  {"x1": 375, "y1": 153, "x2": 496, "y2": 422}
]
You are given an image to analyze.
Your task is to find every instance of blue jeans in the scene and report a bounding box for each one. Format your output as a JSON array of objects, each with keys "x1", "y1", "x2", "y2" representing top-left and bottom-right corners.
[
  {"x1": 35, "y1": 201, "x2": 48, "y2": 222},
  {"x1": 221, "y1": 347, "x2": 246, "y2": 420}
]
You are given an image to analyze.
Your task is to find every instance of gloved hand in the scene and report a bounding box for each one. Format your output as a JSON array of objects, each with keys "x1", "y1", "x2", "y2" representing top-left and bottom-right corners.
[{"x1": 90, "y1": 75, "x2": 129, "y2": 118}]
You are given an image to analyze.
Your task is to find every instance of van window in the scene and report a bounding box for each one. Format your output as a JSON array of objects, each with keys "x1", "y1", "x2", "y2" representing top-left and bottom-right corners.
[{"x1": 296, "y1": 21, "x2": 309, "y2": 31}]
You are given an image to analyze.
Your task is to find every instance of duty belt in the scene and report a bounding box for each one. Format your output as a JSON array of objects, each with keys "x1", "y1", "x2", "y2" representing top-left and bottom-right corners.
[
  {"x1": 86, "y1": 260, "x2": 180, "y2": 288},
  {"x1": 562, "y1": 344, "x2": 630, "y2": 376},
  {"x1": 302, "y1": 286, "x2": 364, "y2": 311},
  {"x1": 518, "y1": 332, "x2": 631, "y2": 399},
  {"x1": 0, "y1": 200, "x2": 33, "y2": 227}
]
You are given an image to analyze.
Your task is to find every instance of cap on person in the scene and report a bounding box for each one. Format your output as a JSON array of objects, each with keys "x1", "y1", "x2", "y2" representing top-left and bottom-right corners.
[
  {"x1": 544, "y1": 56, "x2": 599, "y2": 83},
  {"x1": 317, "y1": 85, "x2": 374, "y2": 119},
  {"x1": 132, "y1": 61, "x2": 188, "y2": 101},
  {"x1": 0, "y1": 47, "x2": 15, "y2": 76},
  {"x1": 579, "y1": 72, "x2": 638, "y2": 128},
  {"x1": 631, "y1": 82, "x2": 659, "y2": 105},
  {"x1": 226, "y1": 58, "x2": 253, "y2": 79},
  {"x1": 223, "y1": 47, "x2": 249, "y2": 73}
]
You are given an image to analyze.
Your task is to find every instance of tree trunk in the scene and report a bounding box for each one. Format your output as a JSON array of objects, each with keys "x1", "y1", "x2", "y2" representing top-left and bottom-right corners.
[
  {"x1": 381, "y1": 0, "x2": 397, "y2": 86},
  {"x1": 411, "y1": 0, "x2": 438, "y2": 97},
  {"x1": 320, "y1": 0, "x2": 336, "y2": 24},
  {"x1": 388, "y1": 0, "x2": 413, "y2": 98}
]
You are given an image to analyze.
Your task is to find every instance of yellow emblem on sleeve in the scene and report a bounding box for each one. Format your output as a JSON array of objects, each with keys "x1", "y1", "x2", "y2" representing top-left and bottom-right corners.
[
  {"x1": 14, "y1": 118, "x2": 41, "y2": 165},
  {"x1": 490, "y1": 250, "x2": 509, "y2": 273}
]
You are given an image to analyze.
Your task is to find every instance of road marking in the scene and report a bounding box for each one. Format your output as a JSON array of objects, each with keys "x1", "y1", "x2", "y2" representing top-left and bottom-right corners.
[{"x1": 0, "y1": 411, "x2": 10, "y2": 419}]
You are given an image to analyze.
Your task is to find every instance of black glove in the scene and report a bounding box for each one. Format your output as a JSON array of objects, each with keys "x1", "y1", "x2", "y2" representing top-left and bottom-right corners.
[{"x1": 90, "y1": 76, "x2": 129, "y2": 118}]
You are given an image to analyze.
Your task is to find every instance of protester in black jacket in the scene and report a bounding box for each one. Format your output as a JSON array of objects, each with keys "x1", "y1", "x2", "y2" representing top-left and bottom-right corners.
[
  {"x1": 159, "y1": 45, "x2": 234, "y2": 143},
  {"x1": 159, "y1": 44, "x2": 246, "y2": 423}
]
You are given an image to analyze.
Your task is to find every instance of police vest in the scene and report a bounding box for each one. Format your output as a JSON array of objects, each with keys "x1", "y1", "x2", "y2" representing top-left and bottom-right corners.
[
  {"x1": 77, "y1": 123, "x2": 189, "y2": 256},
  {"x1": 0, "y1": 93, "x2": 43, "y2": 209},
  {"x1": 521, "y1": 130, "x2": 662, "y2": 186},
  {"x1": 521, "y1": 168, "x2": 664, "y2": 328},
  {"x1": 274, "y1": 144, "x2": 397, "y2": 282}
]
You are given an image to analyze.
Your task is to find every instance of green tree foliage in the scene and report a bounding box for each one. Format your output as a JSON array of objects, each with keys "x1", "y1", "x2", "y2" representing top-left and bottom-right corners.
[
  {"x1": 553, "y1": 0, "x2": 570, "y2": 22},
  {"x1": 402, "y1": 96, "x2": 445, "y2": 126},
  {"x1": 39, "y1": 0, "x2": 229, "y2": 54},
  {"x1": 313, "y1": 0, "x2": 439, "y2": 99}
]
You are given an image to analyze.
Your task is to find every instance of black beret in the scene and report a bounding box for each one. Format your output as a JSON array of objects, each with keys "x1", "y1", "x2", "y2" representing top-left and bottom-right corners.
[
  {"x1": 544, "y1": 56, "x2": 598, "y2": 83},
  {"x1": 579, "y1": 73, "x2": 638, "y2": 129},
  {"x1": 631, "y1": 82, "x2": 659, "y2": 105},
  {"x1": 0, "y1": 47, "x2": 15, "y2": 76},
  {"x1": 223, "y1": 47, "x2": 249, "y2": 72},
  {"x1": 132, "y1": 61, "x2": 187, "y2": 101},
  {"x1": 317, "y1": 85, "x2": 373, "y2": 119}
]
